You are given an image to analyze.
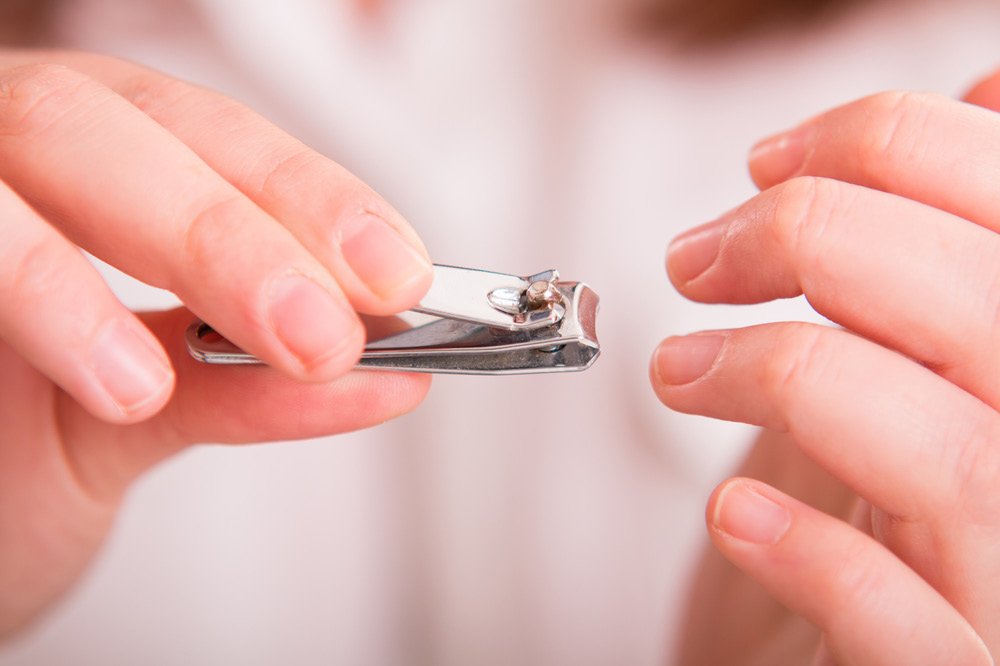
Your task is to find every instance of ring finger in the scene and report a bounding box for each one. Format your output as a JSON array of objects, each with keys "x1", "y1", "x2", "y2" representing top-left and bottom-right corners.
[
  {"x1": 667, "y1": 176, "x2": 1000, "y2": 408},
  {"x1": 650, "y1": 322, "x2": 1000, "y2": 647}
]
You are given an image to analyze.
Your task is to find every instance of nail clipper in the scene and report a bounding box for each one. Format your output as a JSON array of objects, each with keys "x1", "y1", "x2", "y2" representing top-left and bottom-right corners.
[{"x1": 185, "y1": 264, "x2": 600, "y2": 374}]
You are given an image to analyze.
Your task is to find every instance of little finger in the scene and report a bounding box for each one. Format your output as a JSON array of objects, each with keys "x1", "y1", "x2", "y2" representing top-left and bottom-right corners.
[{"x1": 707, "y1": 477, "x2": 992, "y2": 666}]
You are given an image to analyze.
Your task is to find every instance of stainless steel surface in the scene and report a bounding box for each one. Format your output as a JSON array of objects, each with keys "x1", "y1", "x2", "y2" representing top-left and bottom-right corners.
[
  {"x1": 186, "y1": 264, "x2": 600, "y2": 374},
  {"x1": 415, "y1": 265, "x2": 564, "y2": 330}
]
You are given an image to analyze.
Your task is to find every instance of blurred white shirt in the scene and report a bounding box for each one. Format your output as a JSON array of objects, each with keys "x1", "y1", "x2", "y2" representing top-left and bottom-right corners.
[{"x1": 3, "y1": 0, "x2": 1000, "y2": 664}]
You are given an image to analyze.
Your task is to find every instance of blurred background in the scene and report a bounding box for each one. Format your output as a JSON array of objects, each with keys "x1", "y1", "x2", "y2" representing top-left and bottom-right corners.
[{"x1": 1, "y1": 0, "x2": 999, "y2": 664}]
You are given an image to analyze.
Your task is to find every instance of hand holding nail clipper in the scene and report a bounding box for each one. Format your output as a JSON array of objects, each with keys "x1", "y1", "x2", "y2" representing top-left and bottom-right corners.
[{"x1": 0, "y1": 50, "x2": 437, "y2": 636}]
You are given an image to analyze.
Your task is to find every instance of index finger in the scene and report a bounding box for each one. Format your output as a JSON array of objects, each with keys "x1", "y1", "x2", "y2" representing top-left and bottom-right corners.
[
  {"x1": 747, "y1": 90, "x2": 1000, "y2": 232},
  {"x1": 19, "y1": 50, "x2": 434, "y2": 316}
]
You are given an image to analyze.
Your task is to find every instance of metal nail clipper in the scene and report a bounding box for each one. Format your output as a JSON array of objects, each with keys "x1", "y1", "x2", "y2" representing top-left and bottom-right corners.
[{"x1": 185, "y1": 264, "x2": 601, "y2": 374}]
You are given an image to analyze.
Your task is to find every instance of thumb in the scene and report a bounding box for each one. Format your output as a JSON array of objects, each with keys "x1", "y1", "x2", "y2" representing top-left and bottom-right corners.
[{"x1": 58, "y1": 307, "x2": 431, "y2": 503}]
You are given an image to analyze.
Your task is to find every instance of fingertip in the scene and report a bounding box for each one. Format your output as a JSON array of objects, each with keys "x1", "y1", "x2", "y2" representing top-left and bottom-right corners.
[
  {"x1": 408, "y1": 370, "x2": 433, "y2": 399},
  {"x1": 87, "y1": 318, "x2": 177, "y2": 424},
  {"x1": 370, "y1": 370, "x2": 433, "y2": 419},
  {"x1": 747, "y1": 123, "x2": 813, "y2": 190},
  {"x1": 98, "y1": 369, "x2": 176, "y2": 425},
  {"x1": 666, "y1": 217, "x2": 727, "y2": 288},
  {"x1": 708, "y1": 477, "x2": 792, "y2": 546},
  {"x1": 325, "y1": 181, "x2": 433, "y2": 315},
  {"x1": 266, "y1": 273, "x2": 365, "y2": 381},
  {"x1": 336, "y1": 210, "x2": 434, "y2": 314},
  {"x1": 650, "y1": 333, "x2": 725, "y2": 390},
  {"x1": 648, "y1": 346, "x2": 664, "y2": 395},
  {"x1": 376, "y1": 202, "x2": 432, "y2": 264},
  {"x1": 288, "y1": 313, "x2": 367, "y2": 383}
]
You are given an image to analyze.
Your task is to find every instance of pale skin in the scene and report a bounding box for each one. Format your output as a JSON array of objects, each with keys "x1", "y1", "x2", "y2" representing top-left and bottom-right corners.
[
  {"x1": 3, "y1": 47, "x2": 1000, "y2": 665},
  {"x1": 0, "y1": 49, "x2": 434, "y2": 637},
  {"x1": 655, "y1": 71, "x2": 1000, "y2": 663}
]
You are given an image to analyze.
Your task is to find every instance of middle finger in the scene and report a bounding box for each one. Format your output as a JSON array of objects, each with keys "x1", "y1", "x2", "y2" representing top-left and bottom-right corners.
[{"x1": 667, "y1": 177, "x2": 1000, "y2": 409}]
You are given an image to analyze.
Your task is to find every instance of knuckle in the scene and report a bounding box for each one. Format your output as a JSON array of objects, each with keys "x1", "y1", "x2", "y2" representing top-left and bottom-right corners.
[
  {"x1": 761, "y1": 324, "x2": 831, "y2": 413},
  {"x1": 0, "y1": 63, "x2": 93, "y2": 137},
  {"x1": 2, "y1": 235, "x2": 78, "y2": 307},
  {"x1": 126, "y1": 75, "x2": 256, "y2": 142},
  {"x1": 947, "y1": 411, "x2": 1000, "y2": 524},
  {"x1": 177, "y1": 194, "x2": 249, "y2": 286},
  {"x1": 121, "y1": 73, "x2": 359, "y2": 213},
  {"x1": 119, "y1": 71, "x2": 377, "y2": 227},
  {"x1": 769, "y1": 177, "x2": 860, "y2": 292},
  {"x1": 855, "y1": 90, "x2": 937, "y2": 181},
  {"x1": 119, "y1": 73, "x2": 196, "y2": 118},
  {"x1": 826, "y1": 538, "x2": 889, "y2": 628},
  {"x1": 256, "y1": 145, "x2": 328, "y2": 201},
  {"x1": 770, "y1": 177, "x2": 843, "y2": 268},
  {"x1": 193, "y1": 92, "x2": 259, "y2": 134},
  {"x1": 255, "y1": 145, "x2": 369, "y2": 221}
]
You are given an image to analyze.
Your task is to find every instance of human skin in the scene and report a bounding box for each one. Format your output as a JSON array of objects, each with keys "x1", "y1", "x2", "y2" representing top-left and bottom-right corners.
[
  {"x1": 0, "y1": 50, "x2": 434, "y2": 638},
  {"x1": 7, "y1": 48, "x2": 1000, "y2": 666},
  {"x1": 654, "y1": 70, "x2": 1000, "y2": 664}
]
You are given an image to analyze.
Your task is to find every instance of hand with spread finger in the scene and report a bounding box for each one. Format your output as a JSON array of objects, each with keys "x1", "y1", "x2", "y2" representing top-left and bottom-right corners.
[
  {"x1": 0, "y1": 50, "x2": 434, "y2": 638},
  {"x1": 653, "y1": 69, "x2": 1000, "y2": 664}
]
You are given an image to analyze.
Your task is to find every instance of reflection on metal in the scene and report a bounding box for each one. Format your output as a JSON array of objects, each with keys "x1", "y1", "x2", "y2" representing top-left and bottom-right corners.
[{"x1": 186, "y1": 264, "x2": 600, "y2": 375}]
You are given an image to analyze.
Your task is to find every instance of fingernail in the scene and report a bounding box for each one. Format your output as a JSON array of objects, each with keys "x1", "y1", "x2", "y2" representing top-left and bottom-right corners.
[
  {"x1": 652, "y1": 334, "x2": 725, "y2": 385},
  {"x1": 339, "y1": 212, "x2": 432, "y2": 299},
  {"x1": 268, "y1": 274, "x2": 360, "y2": 370},
  {"x1": 713, "y1": 481, "x2": 791, "y2": 545},
  {"x1": 91, "y1": 319, "x2": 173, "y2": 415},
  {"x1": 666, "y1": 217, "x2": 728, "y2": 284},
  {"x1": 748, "y1": 123, "x2": 814, "y2": 187}
]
